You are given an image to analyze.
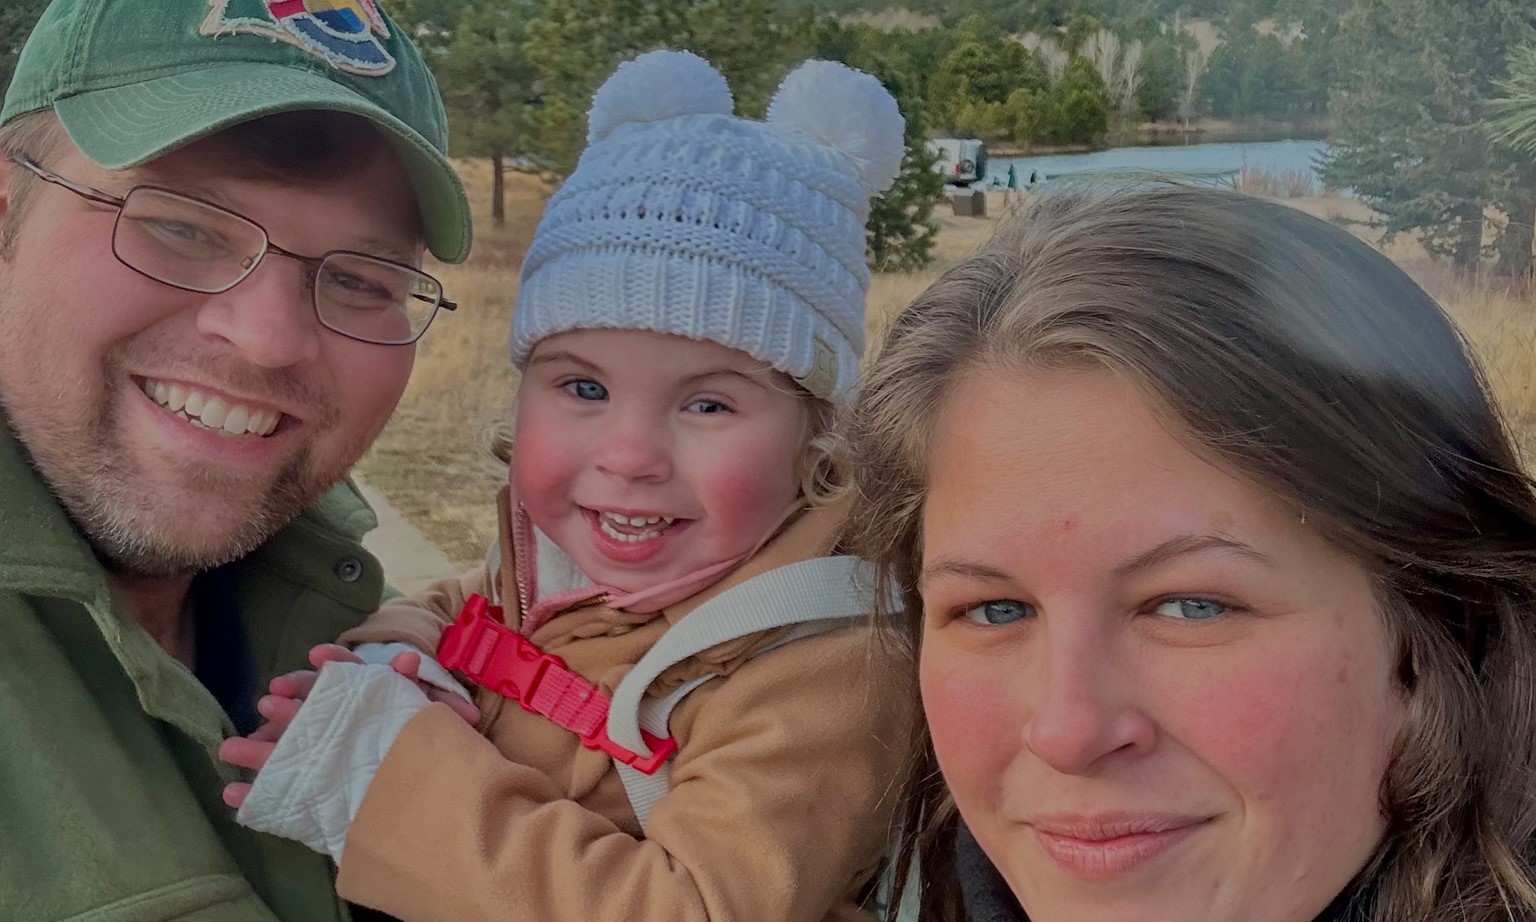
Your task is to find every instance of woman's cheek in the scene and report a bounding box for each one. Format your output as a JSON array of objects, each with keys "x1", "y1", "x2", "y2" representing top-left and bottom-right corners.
[
  {"x1": 921, "y1": 634, "x2": 1017, "y2": 803},
  {"x1": 1149, "y1": 643, "x2": 1366, "y2": 807}
]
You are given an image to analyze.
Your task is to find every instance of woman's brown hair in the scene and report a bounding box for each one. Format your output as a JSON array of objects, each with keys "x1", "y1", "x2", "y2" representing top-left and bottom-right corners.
[{"x1": 847, "y1": 186, "x2": 1536, "y2": 922}]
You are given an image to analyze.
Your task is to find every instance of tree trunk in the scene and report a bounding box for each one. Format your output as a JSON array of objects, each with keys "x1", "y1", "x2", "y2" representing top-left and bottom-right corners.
[
  {"x1": 1452, "y1": 201, "x2": 1483, "y2": 278},
  {"x1": 1495, "y1": 174, "x2": 1536, "y2": 287},
  {"x1": 491, "y1": 150, "x2": 506, "y2": 228},
  {"x1": 1495, "y1": 199, "x2": 1535, "y2": 285}
]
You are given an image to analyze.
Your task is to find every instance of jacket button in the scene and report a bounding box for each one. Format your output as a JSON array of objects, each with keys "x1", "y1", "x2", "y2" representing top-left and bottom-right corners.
[{"x1": 335, "y1": 557, "x2": 365, "y2": 583}]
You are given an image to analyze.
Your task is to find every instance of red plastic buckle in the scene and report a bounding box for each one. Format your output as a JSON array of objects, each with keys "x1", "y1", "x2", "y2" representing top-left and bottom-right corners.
[
  {"x1": 438, "y1": 594, "x2": 678, "y2": 774},
  {"x1": 582, "y1": 723, "x2": 678, "y2": 775}
]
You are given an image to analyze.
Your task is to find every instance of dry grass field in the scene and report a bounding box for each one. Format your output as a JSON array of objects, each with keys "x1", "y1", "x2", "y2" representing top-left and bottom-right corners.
[{"x1": 356, "y1": 164, "x2": 1536, "y2": 568}]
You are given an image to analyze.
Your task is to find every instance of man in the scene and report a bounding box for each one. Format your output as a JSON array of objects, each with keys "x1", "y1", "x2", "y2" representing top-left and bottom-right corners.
[{"x1": 0, "y1": 1, "x2": 470, "y2": 919}]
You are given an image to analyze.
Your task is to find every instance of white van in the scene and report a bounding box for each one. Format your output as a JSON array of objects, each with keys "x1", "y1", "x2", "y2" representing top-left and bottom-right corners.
[{"x1": 927, "y1": 138, "x2": 988, "y2": 187}]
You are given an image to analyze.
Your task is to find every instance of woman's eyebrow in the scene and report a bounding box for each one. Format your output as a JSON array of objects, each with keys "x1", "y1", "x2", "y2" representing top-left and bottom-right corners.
[
  {"x1": 919, "y1": 558, "x2": 1013, "y2": 589},
  {"x1": 1112, "y1": 534, "x2": 1271, "y2": 579}
]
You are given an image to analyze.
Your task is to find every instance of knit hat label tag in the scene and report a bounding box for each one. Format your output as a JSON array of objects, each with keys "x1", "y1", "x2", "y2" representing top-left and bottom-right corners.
[{"x1": 801, "y1": 338, "x2": 839, "y2": 400}]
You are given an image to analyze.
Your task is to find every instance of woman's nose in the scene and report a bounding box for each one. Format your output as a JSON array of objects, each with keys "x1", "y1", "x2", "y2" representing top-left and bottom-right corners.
[{"x1": 1023, "y1": 620, "x2": 1156, "y2": 775}]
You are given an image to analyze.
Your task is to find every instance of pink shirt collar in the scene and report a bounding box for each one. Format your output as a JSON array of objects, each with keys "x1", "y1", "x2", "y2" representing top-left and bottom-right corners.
[{"x1": 507, "y1": 464, "x2": 758, "y2": 634}]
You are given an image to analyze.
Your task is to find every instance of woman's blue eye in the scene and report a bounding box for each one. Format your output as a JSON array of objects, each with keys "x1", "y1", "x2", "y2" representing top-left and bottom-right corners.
[
  {"x1": 1153, "y1": 598, "x2": 1229, "y2": 621},
  {"x1": 961, "y1": 599, "x2": 1034, "y2": 626},
  {"x1": 685, "y1": 399, "x2": 729, "y2": 414},
  {"x1": 564, "y1": 380, "x2": 607, "y2": 401}
]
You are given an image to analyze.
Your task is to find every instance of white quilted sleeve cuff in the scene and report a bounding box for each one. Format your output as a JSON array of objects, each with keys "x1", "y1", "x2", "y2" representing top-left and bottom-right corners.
[
  {"x1": 235, "y1": 661, "x2": 429, "y2": 862},
  {"x1": 351, "y1": 641, "x2": 474, "y2": 703}
]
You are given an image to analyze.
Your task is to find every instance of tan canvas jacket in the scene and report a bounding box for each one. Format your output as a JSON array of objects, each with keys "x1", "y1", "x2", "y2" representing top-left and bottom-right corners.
[{"x1": 331, "y1": 489, "x2": 914, "y2": 922}]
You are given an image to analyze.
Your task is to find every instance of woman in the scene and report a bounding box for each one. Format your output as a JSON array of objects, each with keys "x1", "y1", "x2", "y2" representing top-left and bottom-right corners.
[{"x1": 847, "y1": 186, "x2": 1536, "y2": 922}]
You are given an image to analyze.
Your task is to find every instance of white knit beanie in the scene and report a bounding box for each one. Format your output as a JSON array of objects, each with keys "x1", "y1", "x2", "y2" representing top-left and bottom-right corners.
[{"x1": 509, "y1": 50, "x2": 905, "y2": 404}]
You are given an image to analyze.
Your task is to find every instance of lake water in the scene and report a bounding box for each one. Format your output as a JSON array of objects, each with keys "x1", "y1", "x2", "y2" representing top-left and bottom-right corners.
[{"x1": 988, "y1": 139, "x2": 1328, "y2": 185}]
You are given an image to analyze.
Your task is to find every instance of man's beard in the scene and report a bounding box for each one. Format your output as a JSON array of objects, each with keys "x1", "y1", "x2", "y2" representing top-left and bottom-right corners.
[
  {"x1": 56, "y1": 433, "x2": 320, "y2": 577},
  {"x1": 4, "y1": 334, "x2": 353, "y2": 579}
]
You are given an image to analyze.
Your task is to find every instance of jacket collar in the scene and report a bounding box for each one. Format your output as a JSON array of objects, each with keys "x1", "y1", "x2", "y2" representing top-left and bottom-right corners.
[
  {"x1": 0, "y1": 413, "x2": 109, "y2": 603},
  {"x1": 0, "y1": 411, "x2": 383, "y2": 751}
]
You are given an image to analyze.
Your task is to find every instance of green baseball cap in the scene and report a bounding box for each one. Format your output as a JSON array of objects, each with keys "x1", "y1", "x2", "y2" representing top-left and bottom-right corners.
[{"x1": 1, "y1": 0, "x2": 471, "y2": 263}]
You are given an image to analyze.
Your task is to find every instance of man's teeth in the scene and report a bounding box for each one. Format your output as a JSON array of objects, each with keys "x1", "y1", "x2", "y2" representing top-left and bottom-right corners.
[
  {"x1": 597, "y1": 510, "x2": 677, "y2": 543},
  {"x1": 139, "y1": 379, "x2": 280, "y2": 437}
]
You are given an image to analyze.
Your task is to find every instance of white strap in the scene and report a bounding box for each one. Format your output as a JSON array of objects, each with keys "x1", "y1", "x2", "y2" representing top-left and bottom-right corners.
[
  {"x1": 607, "y1": 555, "x2": 880, "y2": 757},
  {"x1": 614, "y1": 619, "x2": 855, "y2": 830},
  {"x1": 614, "y1": 674, "x2": 715, "y2": 829}
]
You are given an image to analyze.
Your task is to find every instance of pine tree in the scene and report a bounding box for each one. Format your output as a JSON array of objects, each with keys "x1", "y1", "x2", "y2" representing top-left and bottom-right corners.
[
  {"x1": 520, "y1": 0, "x2": 815, "y2": 175},
  {"x1": 1493, "y1": 44, "x2": 1536, "y2": 153},
  {"x1": 436, "y1": 3, "x2": 537, "y2": 227},
  {"x1": 1323, "y1": 0, "x2": 1536, "y2": 277},
  {"x1": 822, "y1": 25, "x2": 944, "y2": 272},
  {"x1": 858, "y1": 67, "x2": 944, "y2": 273},
  {"x1": 0, "y1": 0, "x2": 48, "y2": 98}
]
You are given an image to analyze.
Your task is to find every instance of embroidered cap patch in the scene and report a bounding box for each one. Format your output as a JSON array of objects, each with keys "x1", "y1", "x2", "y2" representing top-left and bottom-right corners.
[{"x1": 201, "y1": 0, "x2": 396, "y2": 76}]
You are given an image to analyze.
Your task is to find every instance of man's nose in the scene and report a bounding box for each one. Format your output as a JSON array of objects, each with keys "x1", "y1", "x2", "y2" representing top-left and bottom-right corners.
[{"x1": 193, "y1": 256, "x2": 323, "y2": 368}]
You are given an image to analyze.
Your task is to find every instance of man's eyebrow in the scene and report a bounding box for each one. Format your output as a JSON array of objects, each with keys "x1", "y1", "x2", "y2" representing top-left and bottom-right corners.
[
  {"x1": 919, "y1": 557, "x2": 1014, "y2": 589},
  {"x1": 1112, "y1": 534, "x2": 1271, "y2": 579},
  {"x1": 348, "y1": 236, "x2": 419, "y2": 265},
  {"x1": 119, "y1": 172, "x2": 420, "y2": 263}
]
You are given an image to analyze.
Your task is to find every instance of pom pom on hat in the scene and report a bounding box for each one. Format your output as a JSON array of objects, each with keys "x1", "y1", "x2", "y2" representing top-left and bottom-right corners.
[
  {"x1": 587, "y1": 50, "x2": 735, "y2": 145},
  {"x1": 767, "y1": 60, "x2": 905, "y2": 196}
]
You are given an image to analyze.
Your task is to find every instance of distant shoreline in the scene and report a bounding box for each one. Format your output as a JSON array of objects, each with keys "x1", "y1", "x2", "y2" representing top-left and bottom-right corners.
[{"x1": 988, "y1": 116, "x2": 1332, "y2": 157}]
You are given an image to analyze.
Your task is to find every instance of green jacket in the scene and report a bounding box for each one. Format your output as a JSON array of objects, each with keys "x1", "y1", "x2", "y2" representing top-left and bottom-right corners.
[{"x1": 0, "y1": 418, "x2": 388, "y2": 921}]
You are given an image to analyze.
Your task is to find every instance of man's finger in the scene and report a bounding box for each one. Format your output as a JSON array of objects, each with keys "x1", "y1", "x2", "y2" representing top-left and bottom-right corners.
[{"x1": 218, "y1": 736, "x2": 277, "y2": 772}]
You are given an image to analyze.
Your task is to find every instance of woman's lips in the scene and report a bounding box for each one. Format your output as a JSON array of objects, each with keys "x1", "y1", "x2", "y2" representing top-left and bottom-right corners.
[{"x1": 1028, "y1": 814, "x2": 1209, "y2": 880}]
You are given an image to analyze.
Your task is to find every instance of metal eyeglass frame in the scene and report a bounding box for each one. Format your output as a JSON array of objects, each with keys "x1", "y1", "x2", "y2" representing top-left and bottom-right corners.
[{"x1": 8, "y1": 152, "x2": 457, "y2": 345}]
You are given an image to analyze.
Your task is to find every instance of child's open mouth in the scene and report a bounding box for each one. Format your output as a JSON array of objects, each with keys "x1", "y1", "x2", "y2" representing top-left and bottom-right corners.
[{"x1": 590, "y1": 509, "x2": 682, "y2": 544}]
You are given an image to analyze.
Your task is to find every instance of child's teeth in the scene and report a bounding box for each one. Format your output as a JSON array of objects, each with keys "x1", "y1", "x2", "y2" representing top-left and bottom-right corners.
[
  {"x1": 597, "y1": 511, "x2": 676, "y2": 542},
  {"x1": 604, "y1": 512, "x2": 665, "y2": 527}
]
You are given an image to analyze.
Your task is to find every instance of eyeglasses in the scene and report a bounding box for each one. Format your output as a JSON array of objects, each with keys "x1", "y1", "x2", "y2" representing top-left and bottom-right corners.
[{"x1": 10, "y1": 153, "x2": 456, "y2": 346}]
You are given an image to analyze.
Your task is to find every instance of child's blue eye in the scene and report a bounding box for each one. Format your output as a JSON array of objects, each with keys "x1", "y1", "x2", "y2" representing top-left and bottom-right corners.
[
  {"x1": 685, "y1": 399, "x2": 730, "y2": 414},
  {"x1": 564, "y1": 380, "x2": 607, "y2": 401},
  {"x1": 1153, "y1": 598, "x2": 1229, "y2": 621},
  {"x1": 961, "y1": 599, "x2": 1034, "y2": 626}
]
